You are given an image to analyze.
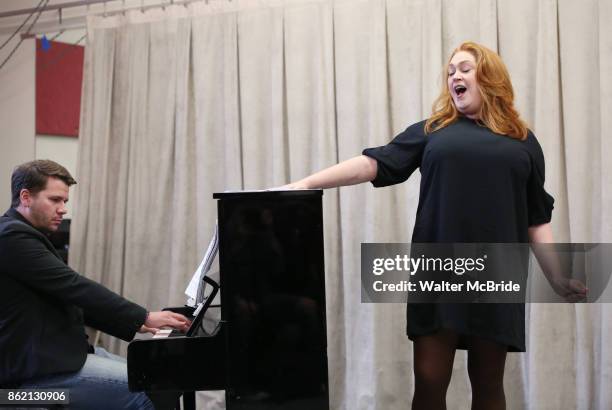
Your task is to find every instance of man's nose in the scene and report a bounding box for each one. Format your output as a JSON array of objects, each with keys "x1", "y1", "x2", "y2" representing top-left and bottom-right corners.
[{"x1": 58, "y1": 204, "x2": 68, "y2": 215}]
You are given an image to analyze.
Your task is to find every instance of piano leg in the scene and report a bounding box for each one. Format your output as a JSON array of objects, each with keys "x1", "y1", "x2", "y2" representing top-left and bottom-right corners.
[{"x1": 182, "y1": 391, "x2": 196, "y2": 410}]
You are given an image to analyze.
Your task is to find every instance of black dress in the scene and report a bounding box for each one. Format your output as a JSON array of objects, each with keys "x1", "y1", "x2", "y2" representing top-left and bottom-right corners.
[{"x1": 362, "y1": 116, "x2": 554, "y2": 352}]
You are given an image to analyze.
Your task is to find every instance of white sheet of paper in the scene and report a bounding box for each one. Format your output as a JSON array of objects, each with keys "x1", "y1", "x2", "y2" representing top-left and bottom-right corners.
[
  {"x1": 185, "y1": 257, "x2": 206, "y2": 301},
  {"x1": 185, "y1": 223, "x2": 219, "y2": 302}
]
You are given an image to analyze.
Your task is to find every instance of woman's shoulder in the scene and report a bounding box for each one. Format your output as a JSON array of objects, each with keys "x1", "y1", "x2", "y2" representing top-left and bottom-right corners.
[
  {"x1": 395, "y1": 119, "x2": 428, "y2": 140},
  {"x1": 404, "y1": 119, "x2": 428, "y2": 133},
  {"x1": 519, "y1": 129, "x2": 546, "y2": 162},
  {"x1": 384, "y1": 119, "x2": 427, "y2": 143},
  {"x1": 523, "y1": 129, "x2": 542, "y2": 147}
]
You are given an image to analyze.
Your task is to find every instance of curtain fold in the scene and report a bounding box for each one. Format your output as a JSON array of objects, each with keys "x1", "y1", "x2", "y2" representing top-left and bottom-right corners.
[{"x1": 71, "y1": 1, "x2": 612, "y2": 408}]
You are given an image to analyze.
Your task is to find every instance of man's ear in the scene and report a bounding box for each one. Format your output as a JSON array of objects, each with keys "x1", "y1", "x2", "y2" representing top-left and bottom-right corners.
[{"x1": 19, "y1": 189, "x2": 32, "y2": 208}]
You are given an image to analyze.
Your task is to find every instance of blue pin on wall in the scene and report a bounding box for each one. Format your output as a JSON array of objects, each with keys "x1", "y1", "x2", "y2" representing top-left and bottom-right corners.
[{"x1": 41, "y1": 35, "x2": 51, "y2": 51}]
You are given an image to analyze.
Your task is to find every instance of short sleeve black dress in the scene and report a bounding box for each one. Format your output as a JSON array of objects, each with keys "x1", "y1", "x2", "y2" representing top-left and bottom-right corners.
[{"x1": 362, "y1": 117, "x2": 554, "y2": 352}]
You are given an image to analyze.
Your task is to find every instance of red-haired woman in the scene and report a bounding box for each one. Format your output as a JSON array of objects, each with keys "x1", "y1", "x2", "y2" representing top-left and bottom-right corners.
[{"x1": 286, "y1": 42, "x2": 586, "y2": 409}]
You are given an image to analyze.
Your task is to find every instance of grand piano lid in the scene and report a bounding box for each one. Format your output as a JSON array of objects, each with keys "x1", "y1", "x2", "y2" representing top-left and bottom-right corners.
[{"x1": 213, "y1": 189, "x2": 323, "y2": 199}]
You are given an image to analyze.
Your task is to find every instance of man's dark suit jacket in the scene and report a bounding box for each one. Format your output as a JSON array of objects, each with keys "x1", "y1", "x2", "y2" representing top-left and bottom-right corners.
[{"x1": 0, "y1": 208, "x2": 147, "y2": 385}]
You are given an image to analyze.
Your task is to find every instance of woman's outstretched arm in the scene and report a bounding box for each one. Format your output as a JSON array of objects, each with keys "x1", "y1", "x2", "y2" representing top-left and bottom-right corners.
[{"x1": 285, "y1": 155, "x2": 378, "y2": 189}]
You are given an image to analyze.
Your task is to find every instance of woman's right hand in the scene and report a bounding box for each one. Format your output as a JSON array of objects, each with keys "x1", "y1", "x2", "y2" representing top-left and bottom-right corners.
[{"x1": 278, "y1": 181, "x2": 309, "y2": 190}]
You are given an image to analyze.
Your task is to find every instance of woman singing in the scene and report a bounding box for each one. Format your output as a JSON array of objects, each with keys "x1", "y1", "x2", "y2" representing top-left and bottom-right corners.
[{"x1": 285, "y1": 41, "x2": 586, "y2": 409}]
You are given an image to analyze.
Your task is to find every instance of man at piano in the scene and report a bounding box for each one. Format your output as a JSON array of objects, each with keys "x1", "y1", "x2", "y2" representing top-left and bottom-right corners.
[{"x1": 0, "y1": 160, "x2": 190, "y2": 409}]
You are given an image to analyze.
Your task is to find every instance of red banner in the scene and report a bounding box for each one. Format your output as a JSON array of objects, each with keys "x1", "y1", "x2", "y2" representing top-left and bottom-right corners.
[{"x1": 36, "y1": 38, "x2": 84, "y2": 137}]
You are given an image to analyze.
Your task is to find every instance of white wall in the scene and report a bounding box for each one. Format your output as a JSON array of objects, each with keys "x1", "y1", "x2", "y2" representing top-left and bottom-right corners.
[
  {"x1": 0, "y1": 35, "x2": 36, "y2": 211},
  {"x1": 0, "y1": 0, "x2": 85, "y2": 213},
  {"x1": 0, "y1": 33, "x2": 82, "y2": 215}
]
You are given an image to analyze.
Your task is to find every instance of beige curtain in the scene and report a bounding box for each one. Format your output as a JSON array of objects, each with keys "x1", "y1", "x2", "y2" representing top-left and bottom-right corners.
[{"x1": 71, "y1": 0, "x2": 612, "y2": 409}]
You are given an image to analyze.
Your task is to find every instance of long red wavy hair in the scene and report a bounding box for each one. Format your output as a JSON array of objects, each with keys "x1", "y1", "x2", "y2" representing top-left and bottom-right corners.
[{"x1": 424, "y1": 42, "x2": 528, "y2": 140}]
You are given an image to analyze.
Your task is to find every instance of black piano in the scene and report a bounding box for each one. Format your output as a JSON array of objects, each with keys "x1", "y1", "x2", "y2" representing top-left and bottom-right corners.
[{"x1": 128, "y1": 190, "x2": 330, "y2": 410}]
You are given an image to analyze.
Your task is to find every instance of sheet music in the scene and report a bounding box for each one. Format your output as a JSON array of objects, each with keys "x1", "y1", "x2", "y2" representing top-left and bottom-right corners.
[{"x1": 185, "y1": 223, "x2": 219, "y2": 304}]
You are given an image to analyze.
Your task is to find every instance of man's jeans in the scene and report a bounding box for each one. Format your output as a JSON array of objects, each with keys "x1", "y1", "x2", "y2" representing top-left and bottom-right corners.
[{"x1": 19, "y1": 347, "x2": 154, "y2": 409}]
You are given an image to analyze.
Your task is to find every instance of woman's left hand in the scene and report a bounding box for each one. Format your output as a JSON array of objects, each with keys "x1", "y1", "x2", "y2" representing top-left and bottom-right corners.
[{"x1": 551, "y1": 277, "x2": 588, "y2": 303}]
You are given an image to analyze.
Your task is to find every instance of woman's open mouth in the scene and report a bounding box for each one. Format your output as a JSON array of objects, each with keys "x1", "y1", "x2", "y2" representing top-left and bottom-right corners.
[{"x1": 454, "y1": 84, "x2": 467, "y2": 98}]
